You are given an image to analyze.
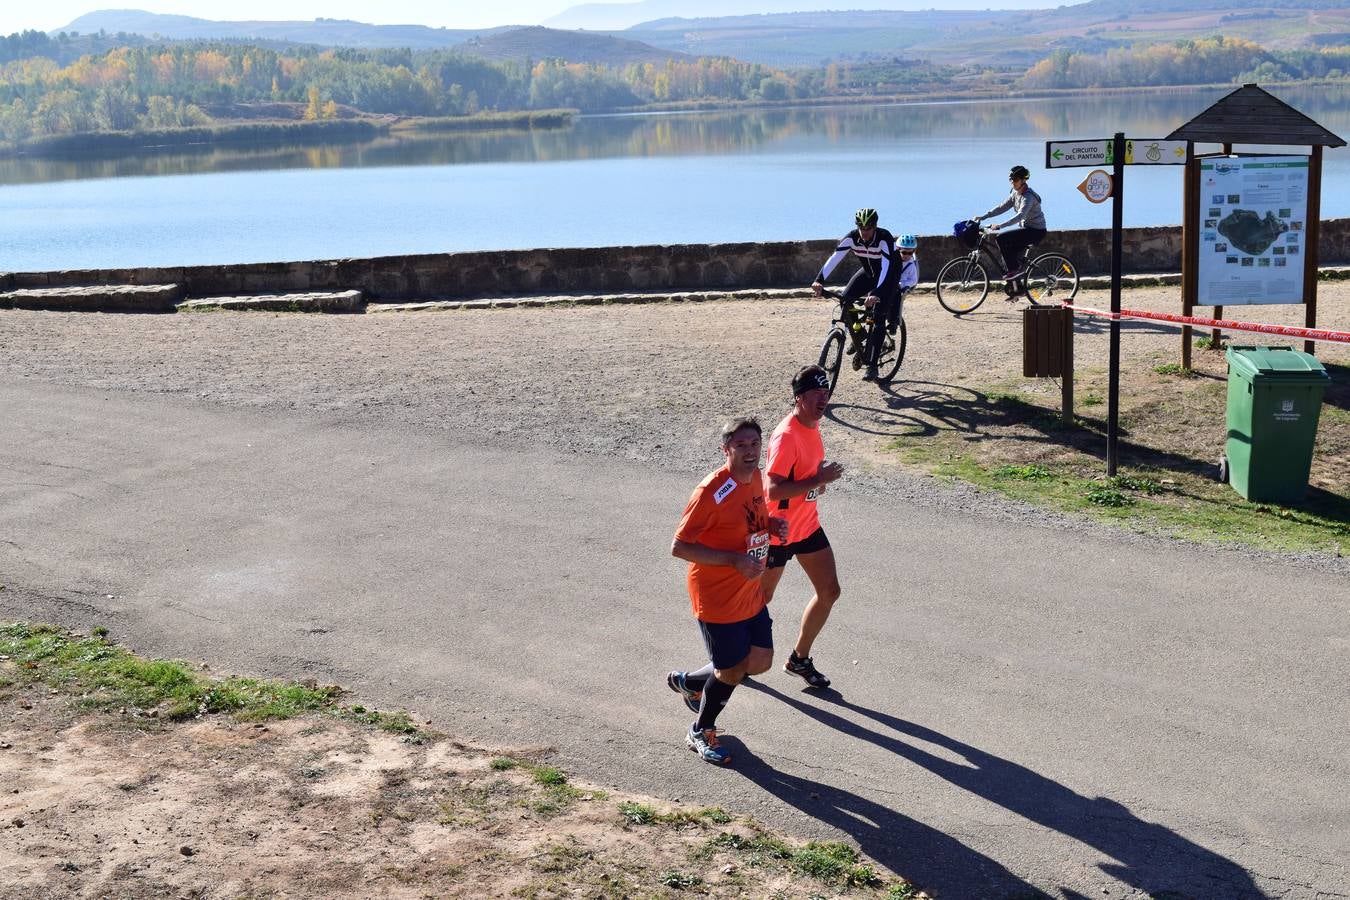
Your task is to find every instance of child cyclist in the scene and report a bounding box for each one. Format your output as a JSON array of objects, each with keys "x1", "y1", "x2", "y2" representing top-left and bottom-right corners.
[{"x1": 894, "y1": 233, "x2": 919, "y2": 331}]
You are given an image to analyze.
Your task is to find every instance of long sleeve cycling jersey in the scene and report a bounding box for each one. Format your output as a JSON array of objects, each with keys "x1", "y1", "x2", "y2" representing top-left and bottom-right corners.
[
  {"x1": 815, "y1": 227, "x2": 896, "y2": 293},
  {"x1": 978, "y1": 187, "x2": 1046, "y2": 231}
]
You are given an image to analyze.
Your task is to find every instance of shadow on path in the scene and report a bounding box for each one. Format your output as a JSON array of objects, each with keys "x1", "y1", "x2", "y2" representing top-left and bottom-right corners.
[
  {"x1": 727, "y1": 740, "x2": 1046, "y2": 899},
  {"x1": 743, "y1": 681, "x2": 1266, "y2": 900}
]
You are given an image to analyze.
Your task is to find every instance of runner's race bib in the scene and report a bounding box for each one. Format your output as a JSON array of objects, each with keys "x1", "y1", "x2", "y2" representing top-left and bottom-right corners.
[{"x1": 747, "y1": 530, "x2": 770, "y2": 561}]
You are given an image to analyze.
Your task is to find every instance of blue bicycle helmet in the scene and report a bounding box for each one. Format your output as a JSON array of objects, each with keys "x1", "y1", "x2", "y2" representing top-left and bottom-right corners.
[{"x1": 898, "y1": 233, "x2": 918, "y2": 250}]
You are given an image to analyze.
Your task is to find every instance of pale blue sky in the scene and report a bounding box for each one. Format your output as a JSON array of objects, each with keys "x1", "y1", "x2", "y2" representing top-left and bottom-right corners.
[
  {"x1": 4, "y1": 3, "x2": 566, "y2": 34},
  {"x1": 2, "y1": 1, "x2": 1053, "y2": 36}
]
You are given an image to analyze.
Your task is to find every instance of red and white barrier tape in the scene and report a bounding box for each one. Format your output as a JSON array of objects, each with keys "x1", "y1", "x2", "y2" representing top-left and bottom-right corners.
[{"x1": 1061, "y1": 302, "x2": 1350, "y2": 345}]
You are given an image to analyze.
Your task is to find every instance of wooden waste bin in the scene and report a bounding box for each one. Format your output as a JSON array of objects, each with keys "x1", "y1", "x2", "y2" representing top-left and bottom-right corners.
[{"x1": 1023, "y1": 306, "x2": 1072, "y2": 378}]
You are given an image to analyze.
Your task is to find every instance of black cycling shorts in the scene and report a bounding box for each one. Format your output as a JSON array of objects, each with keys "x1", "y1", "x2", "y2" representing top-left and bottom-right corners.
[{"x1": 767, "y1": 527, "x2": 830, "y2": 569}]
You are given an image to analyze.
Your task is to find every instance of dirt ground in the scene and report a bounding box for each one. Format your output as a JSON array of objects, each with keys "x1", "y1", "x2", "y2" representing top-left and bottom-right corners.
[
  {"x1": 0, "y1": 669, "x2": 907, "y2": 899},
  {"x1": 1, "y1": 279, "x2": 1347, "y2": 898}
]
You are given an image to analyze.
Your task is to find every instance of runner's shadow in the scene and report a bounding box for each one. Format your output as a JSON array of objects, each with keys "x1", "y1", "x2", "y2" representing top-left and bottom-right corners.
[
  {"x1": 745, "y1": 681, "x2": 1265, "y2": 899},
  {"x1": 726, "y1": 741, "x2": 1047, "y2": 899}
]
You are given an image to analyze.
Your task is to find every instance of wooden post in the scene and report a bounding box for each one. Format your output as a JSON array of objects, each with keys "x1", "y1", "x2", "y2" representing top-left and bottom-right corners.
[
  {"x1": 1209, "y1": 143, "x2": 1233, "y2": 353},
  {"x1": 1181, "y1": 145, "x2": 1198, "y2": 370},
  {"x1": 1062, "y1": 307, "x2": 1074, "y2": 427},
  {"x1": 1304, "y1": 145, "x2": 1323, "y2": 356}
]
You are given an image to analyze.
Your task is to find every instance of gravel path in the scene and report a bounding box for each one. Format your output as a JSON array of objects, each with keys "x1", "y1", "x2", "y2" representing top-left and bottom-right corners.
[{"x1": 2, "y1": 282, "x2": 1346, "y2": 568}]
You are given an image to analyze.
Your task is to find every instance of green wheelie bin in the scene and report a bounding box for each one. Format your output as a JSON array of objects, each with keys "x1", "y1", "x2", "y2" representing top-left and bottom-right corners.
[{"x1": 1222, "y1": 345, "x2": 1330, "y2": 504}]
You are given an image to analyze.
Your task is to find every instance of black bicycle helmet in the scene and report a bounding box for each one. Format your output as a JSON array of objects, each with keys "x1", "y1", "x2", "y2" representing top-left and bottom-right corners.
[
  {"x1": 855, "y1": 207, "x2": 879, "y2": 228},
  {"x1": 1009, "y1": 165, "x2": 1031, "y2": 181}
]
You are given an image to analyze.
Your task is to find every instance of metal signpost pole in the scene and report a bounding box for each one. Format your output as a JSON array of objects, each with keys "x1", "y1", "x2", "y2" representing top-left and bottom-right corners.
[{"x1": 1107, "y1": 132, "x2": 1125, "y2": 477}]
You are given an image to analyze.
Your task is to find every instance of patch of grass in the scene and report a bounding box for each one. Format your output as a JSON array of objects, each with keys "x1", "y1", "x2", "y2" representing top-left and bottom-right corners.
[
  {"x1": 1084, "y1": 486, "x2": 1133, "y2": 507},
  {"x1": 534, "y1": 841, "x2": 593, "y2": 874},
  {"x1": 1082, "y1": 393, "x2": 1104, "y2": 406},
  {"x1": 1153, "y1": 363, "x2": 1196, "y2": 377},
  {"x1": 489, "y1": 756, "x2": 521, "y2": 771},
  {"x1": 791, "y1": 841, "x2": 884, "y2": 887},
  {"x1": 1195, "y1": 336, "x2": 1225, "y2": 350},
  {"x1": 987, "y1": 389, "x2": 1034, "y2": 409},
  {"x1": 616, "y1": 801, "x2": 730, "y2": 828},
  {"x1": 618, "y1": 801, "x2": 660, "y2": 825},
  {"x1": 659, "y1": 871, "x2": 703, "y2": 889},
  {"x1": 993, "y1": 463, "x2": 1052, "y2": 481},
  {"x1": 702, "y1": 831, "x2": 885, "y2": 889},
  {"x1": 0, "y1": 623, "x2": 429, "y2": 739},
  {"x1": 532, "y1": 766, "x2": 568, "y2": 787},
  {"x1": 1110, "y1": 474, "x2": 1164, "y2": 494}
]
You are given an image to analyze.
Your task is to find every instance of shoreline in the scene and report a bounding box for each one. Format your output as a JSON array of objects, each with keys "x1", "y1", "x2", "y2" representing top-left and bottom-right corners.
[{"x1": 3, "y1": 79, "x2": 1344, "y2": 161}]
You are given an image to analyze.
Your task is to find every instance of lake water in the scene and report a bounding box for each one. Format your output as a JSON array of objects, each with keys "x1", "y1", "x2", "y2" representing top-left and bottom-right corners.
[{"x1": 2, "y1": 85, "x2": 1348, "y2": 271}]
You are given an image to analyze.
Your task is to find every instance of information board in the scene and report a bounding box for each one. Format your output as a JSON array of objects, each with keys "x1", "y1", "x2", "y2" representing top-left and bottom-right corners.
[{"x1": 1196, "y1": 156, "x2": 1308, "y2": 306}]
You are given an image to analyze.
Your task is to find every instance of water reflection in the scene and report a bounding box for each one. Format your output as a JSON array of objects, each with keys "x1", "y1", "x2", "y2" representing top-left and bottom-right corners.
[{"x1": 2, "y1": 84, "x2": 1345, "y2": 188}]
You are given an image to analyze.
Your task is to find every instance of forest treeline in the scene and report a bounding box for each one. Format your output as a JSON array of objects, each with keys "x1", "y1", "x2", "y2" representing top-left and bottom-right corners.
[
  {"x1": 1, "y1": 29, "x2": 1348, "y2": 146},
  {"x1": 1021, "y1": 36, "x2": 1350, "y2": 89}
]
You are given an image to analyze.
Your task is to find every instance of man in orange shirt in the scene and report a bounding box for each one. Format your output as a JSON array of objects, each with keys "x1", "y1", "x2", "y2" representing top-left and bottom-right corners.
[
  {"x1": 667, "y1": 417, "x2": 789, "y2": 765},
  {"x1": 763, "y1": 366, "x2": 845, "y2": 689}
]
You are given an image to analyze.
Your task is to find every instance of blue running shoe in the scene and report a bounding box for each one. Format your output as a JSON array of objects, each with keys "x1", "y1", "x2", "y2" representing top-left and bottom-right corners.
[
  {"x1": 667, "y1": 671, "x2": 702, "y2": 714},
  {"x1": 686, "y1": 725, "x2": 732, "y2": 765}
]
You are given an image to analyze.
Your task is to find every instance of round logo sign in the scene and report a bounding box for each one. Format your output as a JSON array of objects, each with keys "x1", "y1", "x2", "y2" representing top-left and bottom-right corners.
[{"x1": 1077, "y1": 169, "x2": 1113, "y2": 204}]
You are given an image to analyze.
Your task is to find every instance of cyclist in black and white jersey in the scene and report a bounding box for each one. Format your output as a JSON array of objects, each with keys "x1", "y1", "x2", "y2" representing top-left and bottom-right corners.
[{"x1": 810, "y1": 207, "x2": 900, "y2": 382}]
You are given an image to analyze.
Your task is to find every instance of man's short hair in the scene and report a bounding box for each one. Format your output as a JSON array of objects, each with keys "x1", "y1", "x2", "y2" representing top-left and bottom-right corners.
[
  {"x1": 720, "y1": 416, "x2": 762, "y2": 445},
  {"x1": 792, "y1": 365, "x2": 831, "y2": 397}
]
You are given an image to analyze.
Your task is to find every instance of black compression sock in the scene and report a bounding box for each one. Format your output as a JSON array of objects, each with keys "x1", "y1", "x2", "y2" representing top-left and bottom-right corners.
[
  {"x1": 695, "y1": 676, "x2": 736, "y2": 731},
  {"x1": 684, "y1": 663, "x2": 715, "y2": 693}
]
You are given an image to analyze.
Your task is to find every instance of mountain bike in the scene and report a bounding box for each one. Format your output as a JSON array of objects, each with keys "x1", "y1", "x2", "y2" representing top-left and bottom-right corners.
[
  {"x1": 816, "y1": 289, "x2": 906, "y2": 392},
  {"x1": 935, "y1": 226, "x2": 1079, "y2": 316}
]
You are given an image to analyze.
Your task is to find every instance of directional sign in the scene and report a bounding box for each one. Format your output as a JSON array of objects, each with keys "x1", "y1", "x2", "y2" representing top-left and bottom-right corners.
[
  {"x1": 1077, "y1": 169, "x2": 1113, "y2": 203},
  {"x1": 1046, "y1": 139, "x2": 1113, "y2": 168},
  {"x1": 1125, "y1": 139, "x2": 1189, "y2": 165}
]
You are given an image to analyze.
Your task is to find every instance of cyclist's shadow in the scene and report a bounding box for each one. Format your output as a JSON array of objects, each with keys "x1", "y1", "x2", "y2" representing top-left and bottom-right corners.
[{"x1": 742, "y1": 681, "x2": 1265, "y2": 899}]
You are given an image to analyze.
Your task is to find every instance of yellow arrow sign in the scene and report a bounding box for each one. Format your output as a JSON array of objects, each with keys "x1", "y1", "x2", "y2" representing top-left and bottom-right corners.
[{"x1": 1124, "y1": 139, "x2": 1189, "y2": 165}]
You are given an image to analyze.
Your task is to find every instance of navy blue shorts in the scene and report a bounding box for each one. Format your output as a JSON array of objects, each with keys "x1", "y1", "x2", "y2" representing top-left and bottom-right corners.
[
  {"x1": 698, "y1": 605, "x2": 773, "y2": 670},
  {"x1": 767, "y1": 526, "x2": 830, "y2": 569}
]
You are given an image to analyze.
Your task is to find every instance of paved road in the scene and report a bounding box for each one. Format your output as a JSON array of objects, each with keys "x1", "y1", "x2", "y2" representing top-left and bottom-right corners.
[{"x1": 3, "y1": 379, "x2": 1346, "y2": 899}]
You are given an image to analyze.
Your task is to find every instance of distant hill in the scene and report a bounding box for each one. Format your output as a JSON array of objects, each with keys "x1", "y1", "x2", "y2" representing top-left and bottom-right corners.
[
  {"x1": 623, "y1": 0, "x2": 1350, "y2": 67},
  {"x1": 58, "y1": 10, "x2": 506, "y2": 48},
  {"x1": 544, "y1": 0, "x2": 1053, "y2": 31},
  {"x1": 453, "y1": 26, "x2": 692, "y2": 66}
]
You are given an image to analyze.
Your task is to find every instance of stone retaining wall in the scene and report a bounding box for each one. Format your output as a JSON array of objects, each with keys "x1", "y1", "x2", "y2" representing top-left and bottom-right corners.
[{"x1": 8, "y1": 219, "x2": 1350, "y2": 302}]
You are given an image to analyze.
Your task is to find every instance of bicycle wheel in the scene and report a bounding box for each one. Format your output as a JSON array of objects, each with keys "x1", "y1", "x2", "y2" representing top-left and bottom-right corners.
[
  {"x1": 817, "y1": 327, "x2": 846, "y2": 395},
  {"x1": 873, "y1": 318, "x2": 907, "y2": 385},
  {"x1": 1024, "y1": 253, "x2": 1079, "y2": 306},
  {"x1": 936, "y1": 257, "x2": 990, "y2": 315}
]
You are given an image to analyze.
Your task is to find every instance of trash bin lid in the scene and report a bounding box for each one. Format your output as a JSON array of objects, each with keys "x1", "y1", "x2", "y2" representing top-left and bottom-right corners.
[{"x1": 1225, "y1": 345, "x2": 1330, "y2": 383}]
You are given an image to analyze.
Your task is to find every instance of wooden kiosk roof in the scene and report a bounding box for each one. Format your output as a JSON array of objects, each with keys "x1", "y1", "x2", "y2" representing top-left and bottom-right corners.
[{"x1": 1166, "y1": 84, "x2": 1345, "y2": 147}]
